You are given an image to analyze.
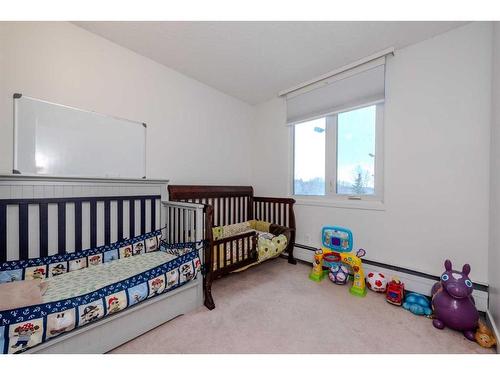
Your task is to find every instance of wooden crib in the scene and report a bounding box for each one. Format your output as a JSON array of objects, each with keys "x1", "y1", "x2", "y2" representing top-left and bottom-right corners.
[
  {"x1": 167, "y1": 185, "x2": 296, "y2": 310},
  {"x1": 0, "y1": 175, "x2": 204, "y2": 353}
]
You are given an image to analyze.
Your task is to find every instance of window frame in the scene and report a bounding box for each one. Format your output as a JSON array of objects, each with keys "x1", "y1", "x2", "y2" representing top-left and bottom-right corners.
[{"x1": 290, "y1": 102, "x2": 384, "y2": 207}]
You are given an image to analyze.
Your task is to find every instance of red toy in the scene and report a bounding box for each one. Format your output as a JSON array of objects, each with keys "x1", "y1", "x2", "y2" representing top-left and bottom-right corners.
[{"x1": 386, "y1": 278, "x2": 404, "y2": 305}]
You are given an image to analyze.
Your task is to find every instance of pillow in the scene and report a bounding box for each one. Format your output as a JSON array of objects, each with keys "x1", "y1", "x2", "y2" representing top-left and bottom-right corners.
[{"x1": 0, "y1": 279, "x2": 47, "y2": 311}]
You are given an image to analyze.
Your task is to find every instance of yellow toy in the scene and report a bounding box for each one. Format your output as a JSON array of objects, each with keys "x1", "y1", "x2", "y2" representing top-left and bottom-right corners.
[
  {"x1": 309, "y1": 249, "x2": 325, "y2": 282},
  {"x1": 308, "y1": 226, "x2": 367, "y2": 297}
]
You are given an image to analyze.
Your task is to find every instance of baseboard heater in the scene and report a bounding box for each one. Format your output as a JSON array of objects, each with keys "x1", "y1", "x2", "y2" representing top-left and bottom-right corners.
[{"x1": 292, "y1": 243, "x2": 489, "y2": 312}]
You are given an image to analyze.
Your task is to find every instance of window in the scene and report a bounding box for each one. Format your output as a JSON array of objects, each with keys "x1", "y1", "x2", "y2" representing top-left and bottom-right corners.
[
  {"x1": 293, "y1": 118, "x2": 326, "y2": 195},
  {"x1": 292, "y1": 103, "x2": 383, "y2": 200}
]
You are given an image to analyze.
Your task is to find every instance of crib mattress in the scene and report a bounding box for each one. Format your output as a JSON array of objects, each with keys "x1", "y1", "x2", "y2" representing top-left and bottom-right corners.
[
  {"x1": 1, "y1": 248, "x2": 200, "y2": 354},
  {"x1": 43, "y1": 252, "x2": 176, "y2": 302}
]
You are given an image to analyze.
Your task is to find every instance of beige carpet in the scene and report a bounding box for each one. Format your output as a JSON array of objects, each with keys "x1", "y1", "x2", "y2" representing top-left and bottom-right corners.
[{"x1": 111, "y1": 258, "x2": 494, "y2": 354}]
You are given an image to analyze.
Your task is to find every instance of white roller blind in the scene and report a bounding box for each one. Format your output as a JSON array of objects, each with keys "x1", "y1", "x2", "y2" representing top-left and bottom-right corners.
[{"x1": 286, "y1": 57, "x2": 386, "y2": 124}]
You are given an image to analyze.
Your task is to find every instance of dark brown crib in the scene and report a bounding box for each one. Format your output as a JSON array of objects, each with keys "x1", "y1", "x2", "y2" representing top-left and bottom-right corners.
[{"x1": 167, "y1": 185, "x2": 296, "y2": 310}]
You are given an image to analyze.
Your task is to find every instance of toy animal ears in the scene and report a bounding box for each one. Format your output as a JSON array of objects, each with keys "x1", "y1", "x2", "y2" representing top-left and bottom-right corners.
[
  {"x1": 462, "y1": 263, "x2": 471, "y2": 275},
  {"x1": 444, "y1": 259, "x2": 452, "y2": 271}
]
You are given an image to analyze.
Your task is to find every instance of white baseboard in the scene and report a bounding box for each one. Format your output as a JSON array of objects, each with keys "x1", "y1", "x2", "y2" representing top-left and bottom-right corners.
[
  {"x1": 486, "y1": 309, "x2": 500, "y2": 354},
  {"x1": 293, "y1": 246, "x2": 489, "y2": 312}
]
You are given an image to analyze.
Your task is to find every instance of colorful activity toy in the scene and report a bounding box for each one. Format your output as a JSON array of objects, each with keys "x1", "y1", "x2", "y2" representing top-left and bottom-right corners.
[
  {"x1": 319, "y1": 226, "x2": 367, "y2": 297},
  {"x1": 431, "y1": 259, "x2": 479, "y2": 341}
]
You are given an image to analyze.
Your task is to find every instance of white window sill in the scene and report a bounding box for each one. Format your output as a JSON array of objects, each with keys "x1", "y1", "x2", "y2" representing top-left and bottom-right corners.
[{"x1": 293, "y1": 197, "x2": 385, "y2": 211}]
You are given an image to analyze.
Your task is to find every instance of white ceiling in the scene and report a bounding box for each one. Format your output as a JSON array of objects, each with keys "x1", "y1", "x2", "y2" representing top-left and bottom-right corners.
[{"x1": 74, "y1": 21, "x2": 467, "y2": 105}]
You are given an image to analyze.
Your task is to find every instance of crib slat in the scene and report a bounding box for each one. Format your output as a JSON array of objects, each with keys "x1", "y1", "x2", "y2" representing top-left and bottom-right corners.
[
  {"x1": 213, "y1": 244, "x2": 218, "y2": 271},
  {"x1": 217, "y1": 198, "x2": 221, "y2": 227},
  {"x1": 129, "y1": 199, "x2": 135, "y2": 238},
  {"x1": 175, "y1": 207, "x2": 182, "y2": 242},
  {"x1": 117, "y1": 199, "x2": 123, "y2": 241},
  {"x1": 140, "y1": 198, "x2": 146, "y2": 235},
  {"x1": 57, "y1": 202, "x2": 66, "y2": 254},
  {"x1": 104, "y1": 200, "x2": 111, "y2": 245},
  {"x1": 0, "y1": 203, "x2": 6, "y2": 262},
  {"x1": 19, "y1": 203, "x2": 29, "y2": 260},
  {"x1": 151, "y1": 198, "x2": 156, "y2": 231},
  {"x1": 168, "y1": 206, "x2": 173, "y2": 242},
  {"x1": 238, "y1": 197, "x2": 246, "y2": 221},
  {"x1": 232, "y1": 197, "x2": 236, "y2": 224},
  {"x1": 224, "y1": 241, "x2": 229, "y2": 266},
  {"x1": 74, "y1": 201, "x2": 82, "y2": 252},
  {"x1": 90, "y1": 200, "x2": 97, "y2": 248},
  {"x1": 39, "y1": 203, "x2": 49, "y2": 257},
  {"x1": 182, "y1": 208, "x2": 185, "y2": 241}
]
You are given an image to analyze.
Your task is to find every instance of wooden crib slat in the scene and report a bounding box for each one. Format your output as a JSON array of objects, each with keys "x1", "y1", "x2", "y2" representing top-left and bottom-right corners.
[
  {"x1": 104, "y1": 200, "x2": 111, "y2": 245},
  {"x1": 57, "y1": 202, "x2": 66, "y2": 254},
  {"x1": 222, "y1": 242, "x2": 228, "y2": 267},
  {"x1": 213, "y1": 244, "x2": 218, "y2": 271},
  {"x1": 19, "y1": 203, "x2": 29, "y2": 260},
  {"x1": 117, "y1": 199, "x2": 123, "y2": 241},
  {"x1": 140, "y1": 198, "x2": 146, "y2": 235},
  {"x1": 222, "y1": 197, "x2": 226, "y2": 226},
  {"x1": 214, "y1": 198, "x2": 221, "y2": 227},
  {"x1": 129, "y1": 199, "x2": 135, "y2": 238},
  {"x1": 0, "y1": 203, "x2": 6, "y2": 262},
  {"x1": 168, "y1": 206, "x2": 173, "y2": 242},
  {"x1": 90, "y1": 200, "x2": 97, "y2": 248},
  {"x1": 177, "y1": 207, "x2": 181, "y2": 242},
  {"x1": 181, "y1": 208, "x2": 185, "y2": 242},
  {"x1": 39, "y1": 203, "x2": 49, "y2": 257},
  {"x1": 244, "y1": 236, "x2": 248, "y2": 260},
  {"x1": 150, "y1": 198, "x2": 156, "y2": 231},
  {"x1": 74, "y1": 201, "x2": 82, "y2": 252}
]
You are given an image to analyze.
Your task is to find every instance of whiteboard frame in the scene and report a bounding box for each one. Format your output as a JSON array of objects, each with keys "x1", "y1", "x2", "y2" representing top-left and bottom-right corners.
[{"x1": 12, "y1": 93, "x2": 147, "y2": 179}]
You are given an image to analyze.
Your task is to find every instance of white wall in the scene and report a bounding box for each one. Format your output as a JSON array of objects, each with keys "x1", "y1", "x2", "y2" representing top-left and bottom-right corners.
[
  {"x1": 488, "y1": 22, "x2": 500, "y2": 338},
  {"x1": 252, "y1": 22, "x2": 492, "y2": 284},
  {"x1": 0, "y1": 22, "x2": 495, "y2": 288},
  {"x1": 0, "y1": 22, "x2": 254, "y2": 184}
]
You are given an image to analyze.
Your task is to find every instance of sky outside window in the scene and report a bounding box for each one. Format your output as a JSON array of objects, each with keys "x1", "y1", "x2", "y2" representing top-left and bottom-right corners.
[
  {"x1": 337, "y1": 105, "x2": 376, "y2": 195},
  {"x1": 293, "y1": 118, "x2": 325, "y2": 195}
]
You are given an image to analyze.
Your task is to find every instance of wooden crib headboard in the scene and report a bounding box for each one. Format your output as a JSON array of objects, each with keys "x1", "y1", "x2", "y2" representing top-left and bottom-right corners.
[
  {"x1": 168, "y1": 185, "x2": 254, "y2": 227},
  {"x1": 0, "y1": 176, "x2": 169, "y2": 262}
]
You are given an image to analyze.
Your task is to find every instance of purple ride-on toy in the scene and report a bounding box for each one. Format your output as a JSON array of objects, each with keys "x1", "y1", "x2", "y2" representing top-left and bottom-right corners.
[{"x1": 431, "y1": 259, "x2": 479, "y2": 341}]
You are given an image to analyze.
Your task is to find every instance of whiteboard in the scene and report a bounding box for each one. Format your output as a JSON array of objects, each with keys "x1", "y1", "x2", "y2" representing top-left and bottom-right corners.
[{"x1": 13, "y1": 95, "x2": 146, "y2": 179}]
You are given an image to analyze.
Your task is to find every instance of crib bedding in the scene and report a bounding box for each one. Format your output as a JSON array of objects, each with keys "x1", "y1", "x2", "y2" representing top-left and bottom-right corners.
[
  {"x1": 0, "y1": 232, "x2": 202, "y2": 354},
  {"x1": 43, "y1": 251, "x2": 176, "y2": 302},
  {"x1": 213, "y1": 221, "x2": 288, "y2": 271}
]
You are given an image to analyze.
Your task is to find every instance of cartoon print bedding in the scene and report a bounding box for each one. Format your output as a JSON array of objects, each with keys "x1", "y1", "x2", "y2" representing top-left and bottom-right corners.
[
  {"x1": 0, "y1": 230, "x2": 201, "y2": 354},
  {"x1": 212, "y1": 221, "x2": 288, "y2": 271}
]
